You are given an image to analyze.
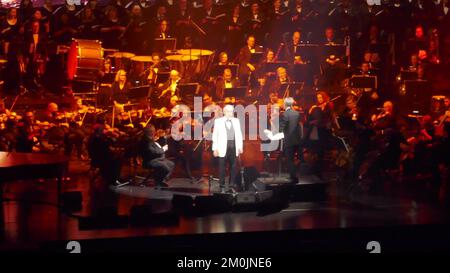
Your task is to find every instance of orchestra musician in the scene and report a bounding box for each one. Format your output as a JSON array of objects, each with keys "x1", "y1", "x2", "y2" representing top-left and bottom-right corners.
[
  {"x1": 215, "y1": 68, "x2": 239, "y2": 100},
  {"x1": 255, "y1": 48, "x2": 276, "y2": 79},
  {"x1": 158, "y1": 69, "x2": 182, "y2": 106},
  {"x1": 146, "y1": 52, "x2": 170, "y2": 85},
  {"x1": 237, "y1": 35, "x2": 259, "y2": 86},
  {"x1": 87, "y1": 123, "x2": 124, "y2": 185},
  {"x1": 218, "y1": 51, "x2": 232, "y2": 66},
  {"x1": 306, "y1": 91, "x2": 336, "y2": 177},
  {"x1": 266, "y1": 66, "x2": 291, "y2": 98},
  {"x1": 24, "y1": 20, "x2": 48, "y2": 89},
  {"x1": 111, "y1": 69, "x2": 131, "y2": 113},
  {"x1": 284, "y1": 31, "x2": 307, "y2": 65},
  {"x1": 212, "y1": 104, "x2": 244, "y2": 193},
  {"x1": 322, "y1": 26, "x2": 342, "y2": 45},
  {"x1": 371, "y1": 100, "x2": 396, "y2": 131},
  {"x1": 16, "y1": 111, "x2": 39, "y2": 153},
  {"x1": 153, "y1": 19, "x2": 172, "y2": 40},
  {"x1": 139, "y1": 125, "x2": 175, "y2": 188}
]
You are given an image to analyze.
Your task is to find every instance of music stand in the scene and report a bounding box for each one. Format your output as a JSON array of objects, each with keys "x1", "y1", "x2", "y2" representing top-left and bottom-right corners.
[
  {"x1": 128, "y1": 85, "x2": 150, "y2": 101},
  {"x1": 400, "y1": 71, "x2": 418, "y2": 81},
  {"x1": 350, "y1": 75, "x2": 377, "y2": 89},
  {"x1": 278, "y1": 82, "x2": 304, "y2": 98},
  {"x1": 211, "y1": 64, "x2": 239, "y2": 77},
  {"x1": 178, "y1": 83, "x2": 199, "y2": 104},
  {"x1": 223, "y1": 87, "x2": 247, "y2": 100},
  {"x1": 154, "y1": 38, "x2": 177, "y2": 54},
  {"x1": 101, "y1": 72, "x2": 116, "y2": 84},
  {"x1": 250, "y1": 52, "x2": 264, "y2": 64},
  {"x1": 155, "y1": 72, "x2": 170, "y2": 85},
  {"x1": 322, "y1": 44, "x2": 346, "y2": 58},
  {"x1": 293, "y1": 63, "x2": 311, "y2": 83},
  {"x1": 400, "y1": 80, "x2": 431, "y2": 115}
]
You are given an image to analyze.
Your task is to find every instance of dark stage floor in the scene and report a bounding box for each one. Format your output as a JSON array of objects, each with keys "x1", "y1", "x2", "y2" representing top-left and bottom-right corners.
[{"x1": 1, "y1": 141, "x2": 449, "y2": 253}]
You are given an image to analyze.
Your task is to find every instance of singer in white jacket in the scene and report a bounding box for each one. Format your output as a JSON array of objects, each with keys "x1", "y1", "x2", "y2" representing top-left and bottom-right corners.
[{"x1": 212, "y1": 105, "x2": 244, "y2": 192}]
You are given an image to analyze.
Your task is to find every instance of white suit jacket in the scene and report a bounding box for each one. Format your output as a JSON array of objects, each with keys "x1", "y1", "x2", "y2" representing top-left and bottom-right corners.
[{"x1": 212, "y1": 116, "x2": 244, "y2": 157}]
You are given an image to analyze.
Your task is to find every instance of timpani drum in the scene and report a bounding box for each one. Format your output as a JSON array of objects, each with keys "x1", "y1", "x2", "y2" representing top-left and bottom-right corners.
[
  {"x1": 67, "y1": 39, "x2": 104, "y2": 81},
  {"x1": 176, "y1": 49, "x2": 213, "y2": 73},
  {"x1": 131, "y1": 55, "x2": 154, "y2": 70},
  {"x1": 110, "y1": 52, "x2": 135, "y2": 72},
  {"x1": 165, "y1": 55, "x2": 199, "y2": 78}
]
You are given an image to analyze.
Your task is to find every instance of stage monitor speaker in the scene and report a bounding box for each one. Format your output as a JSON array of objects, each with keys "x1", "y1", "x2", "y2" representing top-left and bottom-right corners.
[
  {"x1": 194, "y1": 195, "x2": 232, "y2": 214},
  {"x1": 78, "y1": 206, "x2": 129, "y2": 230},
  {"x1": 172, "y1": 194, "x2": 194, "y2": 210},
  {"x1": 130, "y1": 205, "x2": 153, "y2": 226}
]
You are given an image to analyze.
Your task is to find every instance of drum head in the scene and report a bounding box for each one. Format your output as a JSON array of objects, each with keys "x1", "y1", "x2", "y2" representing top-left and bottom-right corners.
[
  {"x1": 131, "y1": 56, "x2": 153, "y2": 63},
  {"x1": 176, "y1": 49, "x2": 213, "y2": 56},
  {"x1": 166, "y1": 55, "x2": 199, "y2": 61},
  {"x1": 111, "y1": 52, "x2": 135, "y2": 59}
]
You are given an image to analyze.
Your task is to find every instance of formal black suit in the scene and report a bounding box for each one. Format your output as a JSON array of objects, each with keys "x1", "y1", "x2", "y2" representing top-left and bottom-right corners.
[
  {"x1": 284, "y1": 42, "x2": 307, "y2": 64},
  {"x1": 140, "y1": 135, "x2": 175, "y2": 185},
  {"x1": 214, "y1": 77, "x2": 239, "y2": 99},
  {"x1": 279, "y1": 107, "x2": 302, "y2": 180},
  {"x1": 238, "y1": 45, "x2": 262, "y2": 86}
]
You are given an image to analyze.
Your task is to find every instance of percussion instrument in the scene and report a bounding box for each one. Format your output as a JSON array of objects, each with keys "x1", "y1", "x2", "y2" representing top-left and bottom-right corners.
[
  {"x1": 67, "y1": 39, "x2": 104, "y2": 81},
  {"x1": 166, "y1": 54, "x2": 199, "y2": 78},
  {"x1": 103, "y1": 48, "x2": 119, "y2": 57},
  {"x1": 109, "y1": 51, "x2": 135, "y2": 72},
  {"x1": 130, "y1": 55, "x2": 154, "y2": 71},
  {"x1": 176, "y1": 49, "x2": 214, "y2": 73}
]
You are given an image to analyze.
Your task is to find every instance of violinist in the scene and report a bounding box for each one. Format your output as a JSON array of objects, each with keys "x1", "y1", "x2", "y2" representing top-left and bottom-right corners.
[
  {"x1": 87, "y1": 124, "x2": 124, "y2": 185},
  {"x1": 16, "y1": 111, "x2": 39, "y2": 152},
  {"x1": 146, "y1": 53, "x2": 170, "y2": 86},
  {"x1": 306, "y1": 91, "x2": 336, "y2": 177},
  {"x1": 266, "y1": 67, "x2": 291, "y2": 98},
  {"x1": 64, "y1": 97, "x2": 88, "y2": 159},
  {"x1": 158, "y1": 69, "x2": 182, "y2": 106},
  {"x1": 37, "y1": 102, "x2": 60, "y2": 124}
]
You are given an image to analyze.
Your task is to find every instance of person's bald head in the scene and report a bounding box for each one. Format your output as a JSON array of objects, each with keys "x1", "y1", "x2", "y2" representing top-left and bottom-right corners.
[
  {"x1": 383, "y1": 101, "x2": 393, "y2": 114},
  {"x1": 48, "y1": 103, "x2": 59, "y2": 113},
  {"x1": 170, "y1": 70, "x2": 180, "y2": 81}
]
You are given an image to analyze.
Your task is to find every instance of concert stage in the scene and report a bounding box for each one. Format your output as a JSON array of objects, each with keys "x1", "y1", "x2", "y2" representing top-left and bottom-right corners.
[{"x1": 1, "y1": 156, "x2": 450, "y2": 254}]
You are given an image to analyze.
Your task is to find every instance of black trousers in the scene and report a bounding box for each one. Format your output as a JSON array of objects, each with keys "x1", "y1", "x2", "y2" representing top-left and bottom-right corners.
[
  {"x1": 284, "y1": 145, "x2": 299, "y2": 179},
  {"x1": 219, "y1": 141, "x2": 237, "y2": 188},
  {"x1": 144, "y1": 158, "x2": 175, "y2": 184}
]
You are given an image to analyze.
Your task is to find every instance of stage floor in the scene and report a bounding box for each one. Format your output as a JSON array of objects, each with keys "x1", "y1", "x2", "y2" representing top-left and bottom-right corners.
[{"x1": 1, "y1": 152, "x2": 449, "y2": 252}]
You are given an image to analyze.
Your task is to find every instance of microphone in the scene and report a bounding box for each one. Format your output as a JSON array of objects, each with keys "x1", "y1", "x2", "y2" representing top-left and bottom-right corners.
[{"x1": 376, "y1": 107, "x2": 384, "y2": 111}]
